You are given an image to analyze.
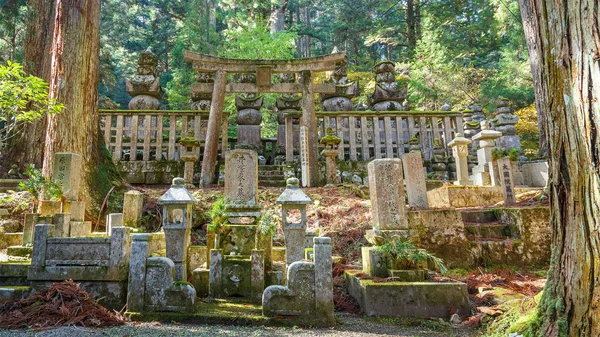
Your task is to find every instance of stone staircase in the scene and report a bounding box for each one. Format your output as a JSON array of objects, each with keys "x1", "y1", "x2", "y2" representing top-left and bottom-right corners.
[
  {"x1": 0, "y1": 179, "x2": 22, "y2": 193},
  {"x1": 462, "y1": 210, "x2": 519, "y2": 242},
  {"x1": 258, "y1": 165, "x2": 286, "y2": 187}
]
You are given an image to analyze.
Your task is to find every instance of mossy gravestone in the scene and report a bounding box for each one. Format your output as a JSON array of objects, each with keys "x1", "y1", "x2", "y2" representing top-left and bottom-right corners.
[{"x1": 367, "y1": 158, "x2": 408, "y2": 230}]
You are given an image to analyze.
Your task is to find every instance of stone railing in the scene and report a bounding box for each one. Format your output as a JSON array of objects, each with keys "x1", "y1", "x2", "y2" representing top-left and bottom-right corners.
[
  {"x1": 315, "y1": 111, "x2": 464, "y2": 161},
  {"x1": 99, "y1": 109, "x2": 211, "y2": 162}
]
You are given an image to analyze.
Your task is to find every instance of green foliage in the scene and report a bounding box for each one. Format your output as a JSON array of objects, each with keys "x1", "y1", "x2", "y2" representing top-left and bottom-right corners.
[
  {"x1": 376, "y1": 238, "x2": 447, "y2": 274},
  {"x1": 18, "y1": 164, "x2": 62, "y2": 211},
  {"x1": 220, "y1": 19, "x2": 297, "y2": 60},
  {"x1": 0, "y1": 62, "x2": 63, "y2": 140},
  {"x1": 492, "y1": 148, "x2": 507, "y2": 161},
  {"x1": 508, "y1": 148, "x2": 521, "y2": 162},
  {"x1": 207, "y1": 197, "x2": 227, "y2": 233},
  {"x1": 257, "y1": 209, "x2": 279, "y2": 236}
]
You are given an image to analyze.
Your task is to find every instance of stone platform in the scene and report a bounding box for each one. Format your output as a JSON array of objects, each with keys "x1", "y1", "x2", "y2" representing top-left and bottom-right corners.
[{"x1": 345, "y1": 270, "x2": 470, "y2": 318}]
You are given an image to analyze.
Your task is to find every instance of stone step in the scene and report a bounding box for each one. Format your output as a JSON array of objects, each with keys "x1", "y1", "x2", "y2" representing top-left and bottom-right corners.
[
  {"x1": 465, "y1": 223, "x2": 509, "y2": 239},
  {"x1": 461, "y1": 209, "x2": 499, "y2": 224},
  {"x1": 0, "y1": 286, "x2": 31, "y2": 301},
  {"x1": 258, "y1": 180, "x2": 286, "y2": 187},
  {"x1": 258, "y1": 165, "x2": 283, "y2": 171}
]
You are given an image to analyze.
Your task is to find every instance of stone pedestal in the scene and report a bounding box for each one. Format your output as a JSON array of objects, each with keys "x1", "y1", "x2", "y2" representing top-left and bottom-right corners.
[
  {"x1": 321, "y1": 148, "x2": 341, "y2": 187},
  {"x1": 448, "y1": 134, "x2": 473, "y2": 186},
  {"x1": 401, "y1": 152, "x2": 429, "y2": 209}
]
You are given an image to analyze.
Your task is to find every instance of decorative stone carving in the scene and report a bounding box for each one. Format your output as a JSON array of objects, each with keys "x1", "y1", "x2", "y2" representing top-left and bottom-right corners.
[
  {"x1": 493, "y1": 97, "x2": 521, "y2": 150},
  {"x1": 370, "y1": 61, "x2": 407, "y2": 111},
  {"x1": 320, "y1": 59, "x2": 358, "y2": 111},
  {"x1": 126, "y1": 49, "x2": 163, "y2": 110}
]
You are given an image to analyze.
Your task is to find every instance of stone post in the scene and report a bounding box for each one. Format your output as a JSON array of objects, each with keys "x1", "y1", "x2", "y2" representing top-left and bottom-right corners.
[
  {"x1": 127, "y1": 233, "x2": 150, "y2": 312},
  {"x1": 109, "y1": 226, "x2": 131, "y2": 268},
  {"x1": 322, "y1": 149, "x2": 340, "y2": 186},
  {"x1": 23, "y1": 213, "x2": 39, "y2": 245},
  {"x1": 301, "y1": 70, "x2": 319, "y2": 187},
  {"x1": 209, "y1": 249, "x2": 223, "y2": 297},
  {"x1": 471, "y1": 121, "x2": 502, "y2": 186},
  {"x1": 285, "y1": 115, "x2": 295, "y2": 162},
  {"x1": 401, "y1": 152, "x2": 429, "y2": 209},
  {"x1": 250, "y1": 249, "x2": 265, "y2": 303},
  {"x1": 314, "y1": 237, "x2": 334, "y2": 326},
  {"x1": 52, "y1": 213, "x2": 71, "y2": 237},
  {"x1": 179, "y1": 131, "x2": 200, "y2": 185},
  {"x1": 106, "y1": 213, "x2": 123, "y2": 236},
  {"x1": 498, "y1": 158, "x2": 517, "y2": 205},
  {"x1": 31, "y1": 224, "x2": 54, "y2": 267},
  {"x1": 52, "y1": 152, "x2": 82, "y2": 201},
  {"x1": 123, "y1": 190, "x2": 144, "y2": 227},
  {"x1": 448, "y1": 134, "x2": 473, "y2": 186}
]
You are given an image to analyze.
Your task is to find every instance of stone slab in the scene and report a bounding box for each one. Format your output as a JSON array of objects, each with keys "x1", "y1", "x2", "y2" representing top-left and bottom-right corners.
[
  {"x1": 123, "y1": 191, "x2": 144, "y2": 227},
  {"x1": 52, "y1": 153, "x2": 82, "y2": 201},
  {"x1": 401, "y1": 153, "x2": 429, "y2": 209},
  {"x1": 224, "y1": 150, "x2": 259, "y2": 207},
  {"x1": 427, "y1": 186, "x2": 503, "y2": 208},
  {"x1": 367, "y1": 159, "x2": 408, "y2": 230}
]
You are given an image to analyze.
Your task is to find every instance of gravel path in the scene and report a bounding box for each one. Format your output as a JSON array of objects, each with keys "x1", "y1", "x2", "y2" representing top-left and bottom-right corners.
[{"x1": 0, "y1": 314, "x2": 473, "y2": 337}]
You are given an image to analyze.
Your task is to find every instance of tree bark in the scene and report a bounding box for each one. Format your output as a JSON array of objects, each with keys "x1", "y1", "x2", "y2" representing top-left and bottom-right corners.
[
  {"x1": 42, "y1": 0, "x2": 114, "y2": 206},
  {"x1": 406, "y1": 0, "x2": 416, "y2": 51},
  {"x1": 199, "y1": 69, "x2": 227, "y2": 187},
  {"x1": 518, "y1": 0, "x2": 600, "y2": 335},
  {"x1": 3, "y1": 0, "x2": 55, "y2": 170},
  {"x1": 269, "y1": 0, "x2": 288, "y2": 34}
]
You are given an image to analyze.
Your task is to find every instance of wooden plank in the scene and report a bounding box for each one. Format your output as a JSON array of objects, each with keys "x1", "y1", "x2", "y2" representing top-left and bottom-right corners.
[
  {"x1": 384, "y1": 117, "x2": 393, "y2": 158},
  {"x1": 456, "y1": 116, "x2": 464, "y2": 134},
  {"x1": 337, "y1": 116, "x2": 344, "y2": 161},
  {"x1": 407, "y1": 117, "x2": 416, "y2": 139},
  {"x1": 373, "y1": 117, "x2": 382, "y2": 159},
  {"x1": 114, "y1": 115, "x2": 124, "y2": 161},
  {"x1": 360, "y1": 116, "x2": 370, "y2": 161},
  {"x1": 349, "y1": 117, "x2": 357, "y2": 161},
  {"x1": 142, "y1": 115, "x2": 152, "y2": 161},
  {"x1": 419, "y1": 117, "x2": 428, "y2": 159},
  {"x1": 443, "y1": 116, "x2": 453, "y2": 149},
  {"x1": 432, "y1": 117, "x2": 441, "y2": 144},
  {"x1": 396, "y1": 117, "x2": 405, "y2": 156},
  {"x1": 130, "y1": 115, "x2": 139, "y2": 162},
  {"x1": 168, "y1": 115, "x2": 176, "y2": 160},
  {"x1": 156, "y1": 114, "x2": 163, "y2": 160}
]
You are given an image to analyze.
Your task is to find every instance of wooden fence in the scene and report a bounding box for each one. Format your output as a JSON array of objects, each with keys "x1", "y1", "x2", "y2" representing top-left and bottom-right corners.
[
  {"x1": 316, "y1": 111, "x2": 464, "y2": 161},
  {"x1": 99, "y1": 109, "x2": 465, "y2": 164}
]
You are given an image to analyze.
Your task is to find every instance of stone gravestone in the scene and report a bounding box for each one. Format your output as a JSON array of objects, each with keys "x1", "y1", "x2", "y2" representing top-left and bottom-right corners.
[
  {"x1": 498, "y1": 158, "x2": 516, "y2": 205},
  {"x1": 367, "y1": 158, "x2": 408, "y2": 230},
  {"x1": 123, "y1": 190, "x2": 144, "y2": 227},
  {"x1": 401, "y1": 152, "x2": 429, "y2": 209},
  {"x1": 53, "y1": 153, "x2": 82, "y2": 201},
  {"x1": 224, "y1": 150, "x2": 259, "y2": 207},
  {"x1": 299, "y1": 126, "x2": 310, "y2": 187}
]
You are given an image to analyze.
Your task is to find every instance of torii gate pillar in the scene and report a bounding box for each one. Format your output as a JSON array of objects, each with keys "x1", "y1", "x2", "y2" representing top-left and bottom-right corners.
[{"x1": 301, "y1": 70, "x2": 319, "y2": 187}]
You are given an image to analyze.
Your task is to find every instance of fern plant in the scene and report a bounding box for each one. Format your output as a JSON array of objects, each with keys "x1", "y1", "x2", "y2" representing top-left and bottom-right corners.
[
  {"x1": 376, "y1": 239, "x2": 448, "y2": 275},
  {"x1": 18, "y1": 164, "x2": 62, "y2": 213},
  {"x1": 206, "y1": 197, "x2": 227, "y2": 233}
]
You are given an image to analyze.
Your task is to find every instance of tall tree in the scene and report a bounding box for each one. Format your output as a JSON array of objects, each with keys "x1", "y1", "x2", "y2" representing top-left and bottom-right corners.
[
  {"x1": 42, "y1": 0, "x2": 115, "y2": 206},
  {"x1": 269, "y1": 0, "x2": 288, "y2": 33},
  {"x1": 518, "y1": 0, "x2": 600, "y2": 336},
  {"x1": 2, "y1": 0, "x2": 55, "y2": 169}
]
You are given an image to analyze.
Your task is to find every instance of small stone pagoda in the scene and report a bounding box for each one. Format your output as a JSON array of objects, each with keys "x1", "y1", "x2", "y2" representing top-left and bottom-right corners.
[
  {"x1": 370, "y1": 61, "x2": 407, "y2": 111},
  {"x1": 126, "y1": 49, "x2": 163, "y2": 110}
]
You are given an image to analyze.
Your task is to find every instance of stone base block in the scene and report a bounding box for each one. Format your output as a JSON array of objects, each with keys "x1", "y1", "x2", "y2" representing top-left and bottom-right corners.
[
  {"x1": 191, "y1": 268, "x2": 209, "y2": 298},
  {"x1": 63, "y1": 201, "x2": 86, "y2": 221},
  {"x1": 70, "y1": 221, "x2": 92, "y2": 237},
  {"x1": 387, "y1": 269, "x2": 426, "y2": 282},
  {"x1": 0, "y1": 263, "x2": 29, "y2": 286},
  {"x1": 0, "y1": 233, "x2": 23, "y2": 250},
  {"x1": 271, "y1": 247, "x2": 286, "y2": 262},
  {"x1": 0, "y1": 286, "x2": 31, "y2": 301},
  {"x1": 427, "y1": 186, "x2": 503, "y2": 208},
  {"x1": 144, "y1": 257, "x2": 196, "y2": 312},
  {"x1": 7, "y1": 246, "x2": 32, "y2": 258},
  {"x1": 266, "y1": 270, "x2": 284, "y2": 286},
  {"x1": 361, "y1": 247, "x2": 388, "y2": 278},
  {"x1": 345, "y1": 270, "x2": 470, "y2": 318},
  {"x1": 188, "y1": 245, "x2": 208, "y2": 276}
]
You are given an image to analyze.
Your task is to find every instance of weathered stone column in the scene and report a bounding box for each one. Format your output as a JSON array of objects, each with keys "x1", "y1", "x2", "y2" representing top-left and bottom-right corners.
[
  {"x1": 301, "y1": 70, "x2": 319, "y2": 187},
  {"x1": 448, "y1": 134, "x2": 473, "y2": 186},
  {"x1": 106, "y1": 213, "x2": 123, "y2": 236},
  {"x1": 127, "y1": 233, "x2": 150, "y2": 312},
  {"x1": 31, "y1": 224, "x2": 54, "y2": 267},
  {"x1": 23, "y1": 213, "x2": 39, "y2": 245},
  {"x1": 200, "y1": 69, "x2": 227, "y2": 187},
  {"x1": 314, "y1": 237, "x2": 334, "y2": 326},
  {"x1": 285, "y1": 115, "x2": 294, "y2": 162},
  {"x1": 471, "y1": 121, "x2": 502, "y2": 186},
  {"x1": 401, "y1": 152, "x2": 429, "y2": 209},
  {"x1": 322, "y1": 149, "x2": 339, "y2": 187},
  {"x1": 276, "y1": 178, "x2": 311, "y2": 265},
  {"x1": 123, "y1": 190, "x2": 144, "y2": 227},
  {"x1": 367, "y1": 158, "x2": 408, "y2": 230}
]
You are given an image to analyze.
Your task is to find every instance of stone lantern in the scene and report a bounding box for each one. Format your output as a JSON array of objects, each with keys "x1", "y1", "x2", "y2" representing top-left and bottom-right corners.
[
  {"x1": 448, "y1": 134, "x2": 473, "y2": 186},
  {"x1": 179, "y1": 130, "x2": 201, "y2": 185},
  {"x1": 320, "y1": 128, "x2": 342, "y2": 187},
  {"x1": 276, "y1": 177, "x2": 311, "y2": 265},
  {"x1": 157, "y1": 177, "x2": 197, "y2": 281}
]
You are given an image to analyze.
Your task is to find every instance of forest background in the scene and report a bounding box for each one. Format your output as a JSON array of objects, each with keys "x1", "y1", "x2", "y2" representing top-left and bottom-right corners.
[{"x1": 0, "y1": 0, "x2": 540, "y2": 155}]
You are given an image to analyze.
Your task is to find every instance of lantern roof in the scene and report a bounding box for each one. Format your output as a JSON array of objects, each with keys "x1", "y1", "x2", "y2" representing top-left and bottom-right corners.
[
  {"x1": 276, "y1": 178, "x2": 311, "y2": 205},
  {"x1": 158, "y1": 177, "x2": 197, "y2": 205}
]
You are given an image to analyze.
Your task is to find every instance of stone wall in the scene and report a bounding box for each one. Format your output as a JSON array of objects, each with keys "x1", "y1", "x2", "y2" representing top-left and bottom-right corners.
[{"x1": 116, "y1": 161, "x2": 184, "y2": 185}]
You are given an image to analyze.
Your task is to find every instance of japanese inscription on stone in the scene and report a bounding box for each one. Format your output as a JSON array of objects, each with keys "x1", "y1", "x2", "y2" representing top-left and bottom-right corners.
[
  {"x1": 52, "y1": 153, "x2": 82, "y2": 201},
  {"x1": 224, "y1": 150, "x2": 258, "y2": 206},
  {"x1": 367, "y1": 158, "x2": 408, "y2": 230},
  {"x1": 300, "y1": 126, "x2": 310, "y2": 187},
  {"x1": 498, "y1": 158, "x2": 516, "y2": 205}
]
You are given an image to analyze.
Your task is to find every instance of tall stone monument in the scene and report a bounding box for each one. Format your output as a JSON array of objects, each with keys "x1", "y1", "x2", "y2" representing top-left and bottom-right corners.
[
  {"x1": 126, "y1": 49, "x2": 163, "y2": 110},
  {"x1": 370, "y1": 61, "x2": 407, "y2": 111},
  {"x1": 498, "y1": 158, "x2": 517, "y2": 205},
  {"x1": 401, "y1": 152, "x2": 429, "y2": 209},
  {"x1": 320, "y1": 55, "x2": 358, "y2": 111},
  {"x1": 494, "y1": 98, "x2": 521, "y2": 151},
  {"x1": 367, "y1": 158, "x2": 408, "y2": 230},
  {"x1": 470, "y1": 121, "x2": 502, "y2": 185},
  {"x1": 235, "y1": 74, "x2": 263, "y2": 152}
]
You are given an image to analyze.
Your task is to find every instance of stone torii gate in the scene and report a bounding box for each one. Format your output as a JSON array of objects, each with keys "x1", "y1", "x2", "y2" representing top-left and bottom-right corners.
[{"x1": 184, "y1": 51, "x2": 347, "y2": 187}]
